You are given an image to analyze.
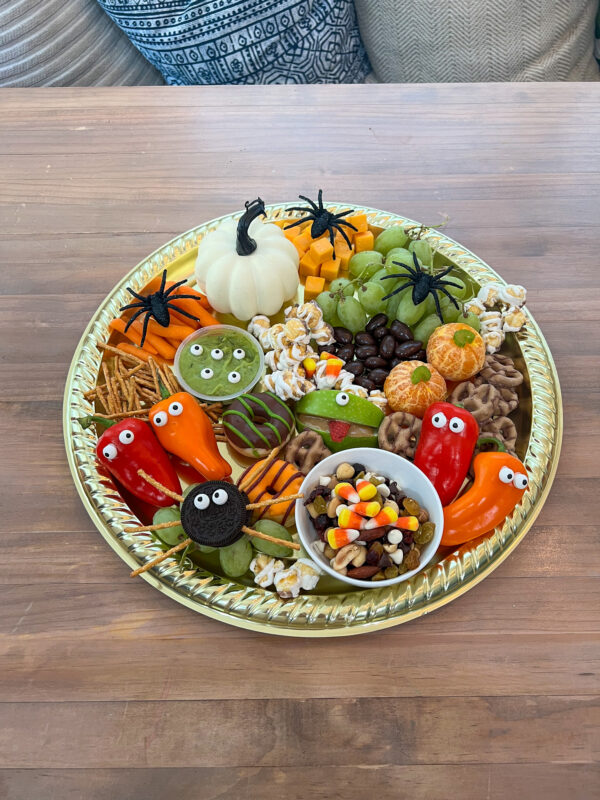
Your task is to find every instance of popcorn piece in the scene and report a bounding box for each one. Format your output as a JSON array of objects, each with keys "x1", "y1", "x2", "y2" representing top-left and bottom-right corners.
[
  {"x1": 282, "y1": 318, "x2": 312, "y2": 345},
  {"x1": 285, "y1": 300, "x2": 325, "y2": 331},
  {"x1": 477, "y1": 283, "x2": 503, "y2": 307},
  {"x1": 498, "y1": 284, "x2": 527, "y2": 308},
  {"x1": 482, "y1": 329, "x2": 505, "y2": 354},
  {"x1": 502, "y1": 306, "x2": 527, "y2": 333},
  {"x1": 264, "y1": 342, "x2": 313, "y2": 371},
  {"x1": 248, "y1": 315, "x2": 272, "y2": 349},
  {"x1": 463, "y1": 298, "x2": 486, "y2": 317},
  {"x1": 274, "y1": 559, "x2": 322, "y2": 598},
  {"x1": 343, "y1": 382, "x2": 369, "y2": 399},
  {"x1": 262, "y1": 369, "x2": 315, "y2": 401},
  {"x1": 311, "y1": 322, "x2": 335, "y2": 347},
  {"x1": 366, "y1": 389, "x2": 388, "y2": 413},
  {"x1": 250, "y1": 555, "x2": 285, "y2": 589},
  {"x1": 479, "y1": 310, "x2": 503, "y2": 333}
]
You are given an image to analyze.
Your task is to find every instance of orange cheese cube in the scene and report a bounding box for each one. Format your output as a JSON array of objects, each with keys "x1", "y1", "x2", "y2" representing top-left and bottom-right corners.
[
  {"x1": 294, "y1": 230, "x2": 312, "y2": 253},
  {"x1": 284, "y1": 227, "x2": 300, "y2": 242},
  {"x1": 299, "y1": 253, "x2": 321, "y2": 278},
  {"x1": 354, "y1": 230, "x2": 375, "y2": 253},
  {"x1": 320, "y1": 258, "x2": 341, "y2": 282},
  {"x1": 338, "y1": 248, "x2": 353, "y2": 270},
  {"x1": 304, "y1": 275, "x2": 325, "y2": 301},
  {"x1": 346, "y1": 214, "x2": 368, "y2": 236},
  {"x1": 272, "y1": 220, "x2": 288, "y2": 229},
  {"x1": 310, "y1": 237, "x2": 334, "y2": 265}
]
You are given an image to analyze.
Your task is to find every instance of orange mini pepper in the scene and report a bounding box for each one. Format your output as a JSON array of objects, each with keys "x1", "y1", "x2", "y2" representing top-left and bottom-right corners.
[
  {"x1": 441, "y1": 451, "x2": 528, "y2": 547},
  {"x1": 149, "y1": 391, "x2": 231, "y2": 481}
]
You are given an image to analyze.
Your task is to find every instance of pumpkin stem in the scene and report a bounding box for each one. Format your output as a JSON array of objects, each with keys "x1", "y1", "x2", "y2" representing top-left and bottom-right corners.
[
  {"x1": 411, "y1": 365, "x2": 431, "y2": 385},
  {"x1": 236, "y1": 198, "x2": 266, "y2": 256}
]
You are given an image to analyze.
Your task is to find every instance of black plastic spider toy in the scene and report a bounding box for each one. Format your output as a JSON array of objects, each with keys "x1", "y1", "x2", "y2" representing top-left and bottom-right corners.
[
  {"x1": 284, "y1": 189, "x2": 357, "y2": 257},
  {"x1": 382, "y1": 252, "x2": 463, "y2": 322},
  {"x1": 120, "y1": 269, "x2": 202, "y2": 347}
]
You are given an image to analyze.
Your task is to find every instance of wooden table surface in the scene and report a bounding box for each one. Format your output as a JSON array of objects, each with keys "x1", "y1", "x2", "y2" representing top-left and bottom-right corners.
[{"x1": 0, "y1": 83, "x2": 598, "y2": 800}]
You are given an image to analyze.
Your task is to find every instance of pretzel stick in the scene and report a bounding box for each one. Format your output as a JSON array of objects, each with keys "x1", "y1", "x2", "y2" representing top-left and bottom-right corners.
[
  {"x1": 245, "y1": 493, "x2": 303, "y2": 510},
  {"x1": 238, "y1": 446, "x2": 280, "y2": 493},
  {"x1": 125, "y1": 362, "x2": 146, "y2": 378},
  {"x1": 97, "y1": 342, "x2": 145, "y2": 364},
  {"x1": 137, "y1": 469, "x2": 184, "y2": 502},
  {"x1": 147, "y1": 357, "x2": 161, "y2": 397},
  {"x1": 94, "y1": 408, "x2": 148, "y2": 420},
  {"x1": 242, "y1": 525, "x2": 300, "y2": 551},
  {"x1": 127, "y1": 520, "x2": 182, "y2": 533},
  {"x1": 130, "y1": 537, "x2": 193, "y2": 577},
  {"x1": 102, "y1": 363, "x2": 117, "y2": 414}
]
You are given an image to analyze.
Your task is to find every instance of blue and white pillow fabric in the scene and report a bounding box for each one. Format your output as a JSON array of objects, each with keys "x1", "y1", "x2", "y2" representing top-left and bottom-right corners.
[{"x1": 96, "y1": 1, "x2": 371, "y2": 85}]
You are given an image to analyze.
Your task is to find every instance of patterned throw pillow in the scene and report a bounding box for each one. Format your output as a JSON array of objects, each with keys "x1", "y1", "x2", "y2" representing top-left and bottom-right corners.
[{"x1": 96, "y1": 0, "x2": 371, "y2": 85}]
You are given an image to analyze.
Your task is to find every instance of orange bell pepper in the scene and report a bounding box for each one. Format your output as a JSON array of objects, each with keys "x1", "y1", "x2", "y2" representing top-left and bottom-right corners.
[
  {"x1": 441, "y1": 451, "x2": 528, "y2": 547},
  {"x1": 148, "y1": 392, "x2": 231, "y2": 481}
]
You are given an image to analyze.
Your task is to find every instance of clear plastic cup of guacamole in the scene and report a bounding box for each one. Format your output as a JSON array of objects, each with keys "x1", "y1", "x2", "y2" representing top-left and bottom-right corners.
[{"x1": 174, "y1": 325, "x2": 264, "y2": 403}]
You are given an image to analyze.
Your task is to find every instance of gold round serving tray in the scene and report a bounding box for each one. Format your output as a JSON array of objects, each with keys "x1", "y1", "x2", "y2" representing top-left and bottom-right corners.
[{"x1": 63, "y1": 203, "x2": 562, "y2": 636}]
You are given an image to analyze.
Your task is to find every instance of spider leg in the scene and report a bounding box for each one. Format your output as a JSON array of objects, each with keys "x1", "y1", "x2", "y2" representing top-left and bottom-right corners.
[
  {"x1": 163, "y1": 277, "x2": 188, "y2": 296},
  {"x1": 433, "y1": 266, "x2": 455, "y2": 280},
  {"x1": 390, "y1": 260, "x2": 418, "y2": 279},
  {"x1": 335, "y1": 218, "x2": 358, "y2": 233},
  {"x1": 139, "y1": 310, "x2": 152, "y2": 347},
  {"x1": 120, "y1": 301, "x2": 146, "y2": 312},
  {"x1": 284, "y1": 217, "x2": 309, "y2": 231},
  {"x1": 332, "y1": 209, "x2": 354, "y2": 220},
  {"x1": 435, "y1": 278, "x2": 464, "y2": 291},
  {"x1": 298, "y1": 195, "x2": 320, "y2": 212},
  {"x1": 437, "y1": 286, "x2": 460, "y2": 310},
  {"x1": 123, "y1": 307, "x2": 148, "y2": 333},
  {"x1": 431, "y1": 289, "x2": 445, "y2": 323},
  {"x1": 166, "y1": 302, "x2": 200, "y2": 322},
  {"x1": 286, "y1": 205, "x2": 313, "y2": 215},
  {"x1": 159, "y1": 270, "x2": 168, "y2": 294},
  {"x1": 330, "y1": 221, "x2": 353, "y2": 251},
  {"x1": 382, "y1": 282, "x2": 413, "y2": 302},
  {"x1": 126, "y1": 288, "x2": 145, "y2": 301},
  {"x1": 316, "y1": 189, "x2": 323, "y2": 211},
  {"x1": 165, "y1": 292, "x2": 207, "y2": 302},
  {"x1": 325, "y1": 226, "x2": 336, "y2": 259}
]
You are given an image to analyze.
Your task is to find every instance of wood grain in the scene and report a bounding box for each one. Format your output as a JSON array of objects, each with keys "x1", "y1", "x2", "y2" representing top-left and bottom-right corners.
[{"x1": 0, "y1": 84, "x2": 598, "y2": 800}]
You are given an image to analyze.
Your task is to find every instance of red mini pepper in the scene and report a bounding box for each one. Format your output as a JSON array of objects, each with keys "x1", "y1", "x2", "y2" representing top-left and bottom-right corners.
[
  {"x1": 413, "y1": 401, "x2": 479, "y2": 506},
  {"x1": 86, "y1": 417, "x2": 182, "y2": 507}
]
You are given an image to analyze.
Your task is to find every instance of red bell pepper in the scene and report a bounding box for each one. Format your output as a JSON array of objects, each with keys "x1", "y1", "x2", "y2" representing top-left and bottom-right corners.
[
  {"x1": 81, "y1": 416, "x2": 182, "y2": 507},
  {"x1": 413, "y1": 401, "x2": 479, "y2": 506}
]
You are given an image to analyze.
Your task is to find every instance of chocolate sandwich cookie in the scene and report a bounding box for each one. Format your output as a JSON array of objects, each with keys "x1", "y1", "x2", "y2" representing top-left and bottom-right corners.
[
  {"x1": 222, "y1": 391, "x2": 295, "y2": 459},
  {"x1": 180, "y1": 482, "x2": 251, "y2": 548}
]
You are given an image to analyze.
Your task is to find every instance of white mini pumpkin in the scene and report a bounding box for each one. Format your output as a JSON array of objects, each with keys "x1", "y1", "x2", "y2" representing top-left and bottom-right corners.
[{"x1": 195, "y1": 199, "x2": 299, "y2": 321}]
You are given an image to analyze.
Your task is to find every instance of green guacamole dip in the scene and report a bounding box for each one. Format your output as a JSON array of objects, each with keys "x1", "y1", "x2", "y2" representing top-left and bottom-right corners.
[{"x1": 177, "y1": 328, "x2": 262, "y2": 400}]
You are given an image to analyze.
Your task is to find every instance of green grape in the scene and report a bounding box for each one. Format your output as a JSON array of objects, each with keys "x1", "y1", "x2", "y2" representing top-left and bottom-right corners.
[
  {"x1": 357, "y1": 282, "x2": 388, "y2": 315},
  {"x1": 370, "y1": 267, "x2": 389, "y2": 286},
  {"x1": 315, "y1": 291, "x2": 339, "y2": 324},
  {"x1": 443, "y1": 274, "x2": 468, "y2": 299},
  {"x1": 182, "y1": 483, "x2": 201, "y2": 498},
  {"x1": 329, "y1": 278, "x2": 355, "y2": 297},
  {"x1": 456, "y1": 310, "x2": 481, "y2": 332},
  {"x1": 385, "y1": 247, "x2": 413, "y2": 272},
  {"x1": 386, "y1": 285, "x2": 408, "y2": 320},
  {"x1": 409, "y1": 239, "x2": 433, "y2": 266},
  {"x1": 395, "y1": 289, "x2": 429, "y2": 327},
  {"x1": 252, "y1": 520, "x2": 294, "y2": 557},
  {"x1": 152, "y1": 507, "x2": 187, "y2": 546},
  {"x1": 413, "y1": 314, "x2": 443, "y2": 347},
  {"x1": 219, "y1": 536, "x2": 253, "y2": 577},
  {"x1": 439, "y1": 293, "x2": 462, "y2": 323},
  {"x1": 337, "y1": 296, "x2": 367, "y2": 335},
  {"x1": 374, "y1": 227, "x2": 409, "y2": 256},
  {"x1": 349, "y1": 250, "x2": 383, "y2": 278}
]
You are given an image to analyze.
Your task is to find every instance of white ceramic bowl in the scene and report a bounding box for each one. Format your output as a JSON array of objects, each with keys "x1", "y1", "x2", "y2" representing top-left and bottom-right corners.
[{"x1": 295, "y1": 448, "x2": 444, "y2": 589}]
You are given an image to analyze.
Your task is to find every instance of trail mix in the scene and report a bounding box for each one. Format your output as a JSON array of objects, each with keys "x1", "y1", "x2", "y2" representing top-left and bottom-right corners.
[{"x1": 305, "y1": 462, "x2": 435, "y2": 582}]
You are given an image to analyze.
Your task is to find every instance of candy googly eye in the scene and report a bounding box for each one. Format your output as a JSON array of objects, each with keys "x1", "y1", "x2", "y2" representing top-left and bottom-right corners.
[
  {"x1": 449, "y1": 416, "x2": 465, "y2": 433},
  {"x1": 335, "y1": 392, "x2": 349, "y2": 406},
  {"x1": 102, "y1": 443, "x2": 118, "y2": 461},
  {"x1": 151, "y1": 411, "x2": 168, "y2": 427},
  {"x1": 193, "y1": 493, "x2": 210, "y2": 510},
  {"x1": 431, "y1": 412, "x2": 447, "y2": 428},
  {"x1": 211, "y1": 348, "x2": 223, "y2": 360},
  {"x1": 201, "y1": 368, "x2": 214, "y2": 379},
  {"x1": 212, "y1": 489, "x2": 228, "y2": 505},
  {"x1": 168, "y1": 402, "x2": 183, "y2": 416},
  {"x1": 499, "y1": 466, "x2": 514, "y2": 484},
  {"x1": 227, "y1": 371, "x2": 241, "y2": 384},
  {"x1": 233, "y1": 348, "x2": 245, "y2": 360},
  {"x1": 118, "y1": 429, "x2": 135, "y2": 444},
  {"x1": 190, "y1": 344, "x2": 203, "y2": 356},
  {"x1": 513, "y1": 472, "x2": 528, "y2": 490}
]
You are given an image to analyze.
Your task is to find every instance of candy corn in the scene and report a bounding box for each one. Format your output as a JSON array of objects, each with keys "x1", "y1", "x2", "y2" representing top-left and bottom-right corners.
[
  {"x1": 337, "y1": 507, "x2": 367, "y2": 530},
  {"x1": 348, "y1": 501, "x2": 381, "y2": 518},
  {"x1": 364, "y1": 506, "x2": 399, "y2": 529},
  {"x1": 389, "y1": 515, "x2": 419, "y2": 532},
  {"x1": 356, "y1": 480, "x2": 377, "y2": 501},
  {"x1": 302, "y1": 357, "x2": 317, "y2": 379},
  {"x1": 319, "y1": 351, "x2": 337, "y2": 361},
  {"x1": 334, "y1": 482, "x2": 360, "y2": 504},
  {"x1": 324, "y1": 358, "x2": 344, "y2": 378},
  {"x1": 327, "y1": 528, "x2": 360, "y2": 549}
]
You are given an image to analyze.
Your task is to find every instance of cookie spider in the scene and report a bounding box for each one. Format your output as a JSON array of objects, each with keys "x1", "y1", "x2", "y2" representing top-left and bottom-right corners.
[
  {"x1": 120, "y1": 269, "x2": 202, "y2": 347},
  {"x1": 127, "y1": 457, "x2": 301, "y2": 577},
  {"x1": 382, "y1": 252, "x2": 463, "y2": 323},
  {"x1": 284, "y1": 189, "x2": 357, "y2": 257}
]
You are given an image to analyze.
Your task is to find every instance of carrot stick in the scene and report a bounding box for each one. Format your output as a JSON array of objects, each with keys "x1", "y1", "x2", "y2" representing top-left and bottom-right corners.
[
  {"x1": 129, "y1": 320, "x2": 176, "y2": 360},
  {"x1": 173, "y1": 283, "x2": 213, "y2": 310},
  {"x1": 170, "y1": 289, "x2": 220, "y2": 327},
  {"x1": 169, "y1": 309, "x2": 201, "y2": 329},
  {"x1": 116, "y1": 343, "x2": 153, "y2": 363},
  {"x1": 167, "y1": 338, "x2": 182, "y2": 350},
  {"x1": 144, "y1": 317, "x2": 196, "y2": 340},
  {"x1": 109, "y1": 319, "x2": 159, "y2": 355}
]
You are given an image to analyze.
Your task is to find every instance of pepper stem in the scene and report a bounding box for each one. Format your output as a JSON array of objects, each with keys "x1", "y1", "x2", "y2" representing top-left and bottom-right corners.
[
  {"x1": 77, "y1": 415, "x2": 116, "y2": 430},
  {"x1": 453, "y1": 328, "x2": 476, "y2": 347},
  {"x1": 158, "y1": 377, "x2": 170, "y2": 400},
  {"x1": 411, "y1": 365, "x2": 431, "y2": 385},
  {"x1": 236, "y1": 198, "x2": 266, "y2": 256},
  {"x1": 476, "y1": 436, "x2": 506, "y2": 452}
]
